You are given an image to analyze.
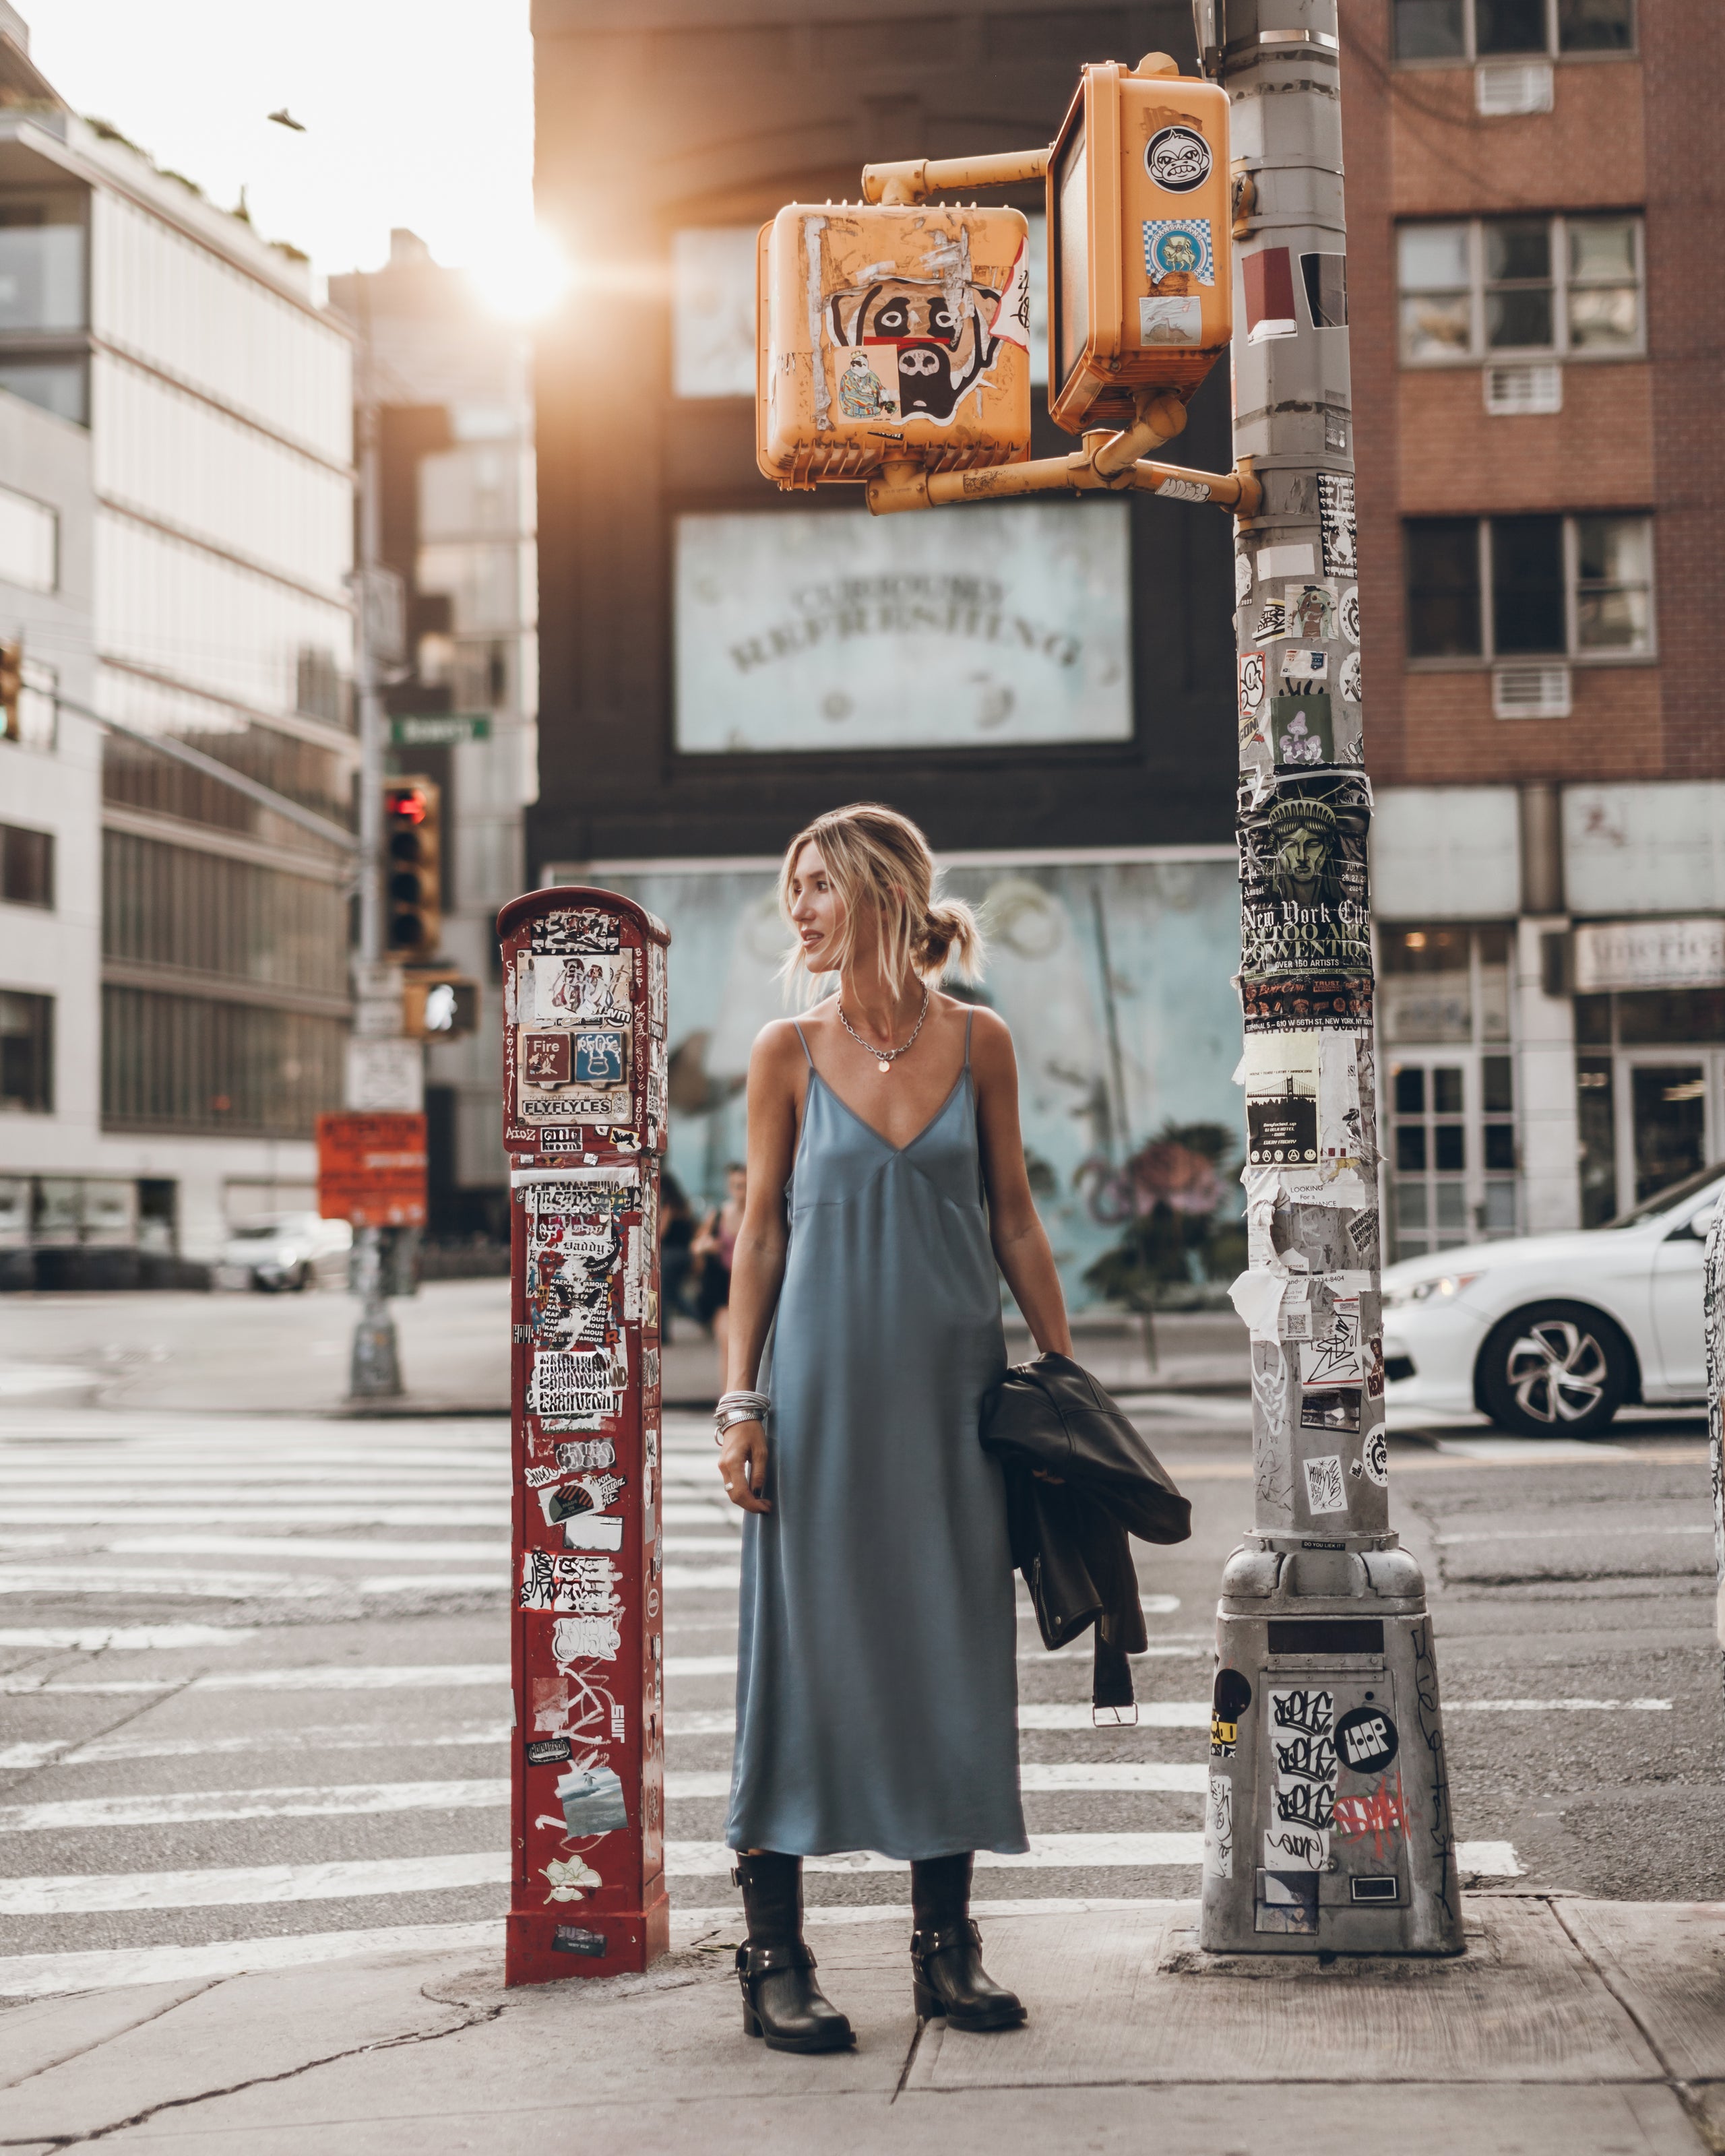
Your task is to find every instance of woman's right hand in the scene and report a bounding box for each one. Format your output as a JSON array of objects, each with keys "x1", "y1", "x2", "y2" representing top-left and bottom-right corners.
[{"x1": 718, "y1": 1419, "x2": 771, "y2": 1513}]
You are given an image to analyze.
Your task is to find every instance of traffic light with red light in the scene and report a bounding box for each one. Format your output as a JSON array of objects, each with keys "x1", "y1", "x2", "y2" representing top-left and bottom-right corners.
[{"x1": 383, "y1": 778, "x2": 441, "y2": 958}]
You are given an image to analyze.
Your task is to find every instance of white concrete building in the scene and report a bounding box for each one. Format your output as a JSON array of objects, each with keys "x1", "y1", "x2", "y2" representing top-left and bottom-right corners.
[{"x1": 0, "y1": 9, "x2": 354, "y2": 1277}]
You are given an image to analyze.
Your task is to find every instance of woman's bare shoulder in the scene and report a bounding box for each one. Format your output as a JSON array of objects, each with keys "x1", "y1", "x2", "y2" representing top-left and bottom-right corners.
[
  {"x1": 961, "y1": 1001, "x2": 1016, "y2": 1064},
  {"x1": 749, "y1": 1016, "x2": 813, "y2": 1077}
]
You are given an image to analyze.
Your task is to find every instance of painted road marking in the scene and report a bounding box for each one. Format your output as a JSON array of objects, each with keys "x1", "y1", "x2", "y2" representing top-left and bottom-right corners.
[
  {"x1": 0, "y1": 1780, "x2": 511, "y2": 1833},
  {"x1": 0, "y1": 1567, "x2": 506, "y2": 1600},
  {"x1": 0, "y1": 1853, "x2": 505, "y2": 1915},
  {"x1": 1446, "y1": 1697, "x2": 1671, "y2": 1713},
  {"x1": 664, "y1": 1765, "x2": 1211, "y2": 1800},
  {"x1": 0, "y1": 1625, "x2": 254, "y2": 1653},
  {"x1": 1, "y1": 1723, "x2": 517, "y2": 1771},
  {"x1": 0, "y1": 1762, "x2": 1222, "y2": 1829},
  {"x1": 1435, "y1": 1524, "x2": 1708, "y2": 1544}
]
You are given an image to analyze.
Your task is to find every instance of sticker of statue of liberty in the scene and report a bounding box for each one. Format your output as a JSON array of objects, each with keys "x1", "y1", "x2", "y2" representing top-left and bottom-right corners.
[{"x1": 838, "y1": 349, "x2": 898, "y2": 420}]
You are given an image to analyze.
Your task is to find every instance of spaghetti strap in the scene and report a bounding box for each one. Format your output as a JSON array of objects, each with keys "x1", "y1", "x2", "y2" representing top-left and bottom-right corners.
[
  {"x1": 964, "y1": 1009, "x2": 974, "y2": 1068},
  {"x1": 792, "y1": 1022, "x2": 814, "y2": 1068}
]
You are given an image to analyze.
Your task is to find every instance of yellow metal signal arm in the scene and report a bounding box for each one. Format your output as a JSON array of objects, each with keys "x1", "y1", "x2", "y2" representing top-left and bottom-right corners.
[
  {"x1": 861, "y1": 149, "x2": 1050, "y2": 205},
  {"x1": 867, "y1": 387, "x2": 1261, "y2": 519}
]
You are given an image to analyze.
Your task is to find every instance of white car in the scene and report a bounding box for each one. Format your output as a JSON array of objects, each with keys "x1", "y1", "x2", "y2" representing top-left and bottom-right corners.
[
  {"x1": 215, "y1": 1213, "x2": 352, "y2": 1294},
  {"x1": 1382, "y1": 1164, "x2": 1722, "y2": 1437}
]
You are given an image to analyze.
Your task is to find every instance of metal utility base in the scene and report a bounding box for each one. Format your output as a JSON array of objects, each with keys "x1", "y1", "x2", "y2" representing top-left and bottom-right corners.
[{"x1": 1199, "y1": 1533, "x2": 1466, "y2": 1957}]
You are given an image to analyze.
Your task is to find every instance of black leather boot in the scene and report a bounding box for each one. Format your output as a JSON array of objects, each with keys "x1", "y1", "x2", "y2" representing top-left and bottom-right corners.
[
  {"x1": 909, "y1": 1853, "x2": 1026, "y2": 2031},
  {"x1": 734, "y1": 1851, "x2": 856, "y2": 2054}
]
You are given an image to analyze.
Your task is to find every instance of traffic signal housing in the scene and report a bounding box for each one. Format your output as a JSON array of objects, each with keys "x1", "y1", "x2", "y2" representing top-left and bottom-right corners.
[
  {"x1": 1046, "y1": 58, "x2": 1232, "y2": 434},
  {"x1": 383, "y1": 778, "x2": 441, "y2": 958},
  {"x1": 401, "y1": 969, "x2": 479, "y2": 1041},
  {"x1": 757, "y1": 202, "x2": 1032, "y2": 488}
]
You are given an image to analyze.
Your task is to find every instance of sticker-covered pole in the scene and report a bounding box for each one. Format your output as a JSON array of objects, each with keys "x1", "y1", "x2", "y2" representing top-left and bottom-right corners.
[
  {"x1": 497, "y1": 887, "x2": 671, "y2": 1984},
  {"x1": 1195, "y1": 0, "x2": 1464, "y2": 1955}
]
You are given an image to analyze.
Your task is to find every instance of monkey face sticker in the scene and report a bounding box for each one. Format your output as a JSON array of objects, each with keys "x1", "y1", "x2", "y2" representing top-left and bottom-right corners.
[{"x1": 827, "y1": 267, "x2": 1003, "y2": 427}]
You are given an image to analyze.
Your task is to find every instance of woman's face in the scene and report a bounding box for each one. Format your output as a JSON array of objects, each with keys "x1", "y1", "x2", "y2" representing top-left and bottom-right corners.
[
  {"x1": 788, "y1": 842, "x2": 845, "y2": 971},
  {"x1": 726, "y1": 1166, "x2": 747, "y2": 1207}
]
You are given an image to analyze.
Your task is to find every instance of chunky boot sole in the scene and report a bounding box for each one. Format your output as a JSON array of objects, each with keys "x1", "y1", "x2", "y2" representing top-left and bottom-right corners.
[
  {"x1": 912, "y1": 1978, "x2": 1027, "y2": 2031},
  {"x1": 742, "y1": 1998, "x2": 857, "y2": 2052}
]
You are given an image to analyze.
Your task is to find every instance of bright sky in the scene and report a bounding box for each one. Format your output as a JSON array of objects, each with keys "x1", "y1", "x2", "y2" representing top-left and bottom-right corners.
[{"x1": 25, "y1": 0, "x2": 538, "y2": 297}]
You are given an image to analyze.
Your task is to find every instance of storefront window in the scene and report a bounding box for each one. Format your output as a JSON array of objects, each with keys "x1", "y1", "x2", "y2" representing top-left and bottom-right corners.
[{"x1": 1570, "y1": 992, "x2": 1725, "y2": 1217}]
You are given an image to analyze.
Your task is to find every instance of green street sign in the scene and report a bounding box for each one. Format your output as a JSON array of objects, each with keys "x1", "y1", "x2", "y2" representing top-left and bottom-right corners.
[{"x1": 388, "y1": 712, "x2": 493, "y2": 746}]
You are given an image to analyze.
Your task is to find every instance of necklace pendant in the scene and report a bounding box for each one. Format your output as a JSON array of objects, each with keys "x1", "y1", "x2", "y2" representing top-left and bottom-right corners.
[{"x1": 878, "y1": 1058, "x2": 891, "y2": 1075}]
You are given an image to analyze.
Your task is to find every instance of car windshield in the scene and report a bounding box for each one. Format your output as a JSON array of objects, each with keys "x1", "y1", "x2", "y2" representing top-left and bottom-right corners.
[
  {"x1": 230, "y1": 1224, "x2": 284, "y2": 1240},
  {"x1": 1596, "y1": 1161, "x2": 1725, "y2": 1230}
]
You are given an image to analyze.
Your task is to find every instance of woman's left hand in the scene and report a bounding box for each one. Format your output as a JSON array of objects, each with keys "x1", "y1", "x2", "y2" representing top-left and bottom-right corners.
[{"x1": 718, "y1": 1419, "x2": 771, "y2": 1513}]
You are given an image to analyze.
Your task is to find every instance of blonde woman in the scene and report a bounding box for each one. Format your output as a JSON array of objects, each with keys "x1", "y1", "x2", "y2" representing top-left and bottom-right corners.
[{"x1": 716, "y1": 803, "x2": 1075, "y2": 2052}]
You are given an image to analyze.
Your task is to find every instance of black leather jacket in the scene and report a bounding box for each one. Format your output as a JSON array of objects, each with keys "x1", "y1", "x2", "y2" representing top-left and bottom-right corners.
[{"x1": 980, "y1": 1352, "x2": 1192, "y2": 1716}]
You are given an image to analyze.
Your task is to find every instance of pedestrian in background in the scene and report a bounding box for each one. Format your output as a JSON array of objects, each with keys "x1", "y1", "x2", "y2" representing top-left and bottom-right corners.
[
  {"x1": 692, "y1": 1162, "x2": 745, "y2": 1390},
  {"x1": 658, "y1": 1173, "x2": 696, "y2": 1342},
  {"x1": 714, "y1": 802, "x2": 1075, "y2": 2054}
]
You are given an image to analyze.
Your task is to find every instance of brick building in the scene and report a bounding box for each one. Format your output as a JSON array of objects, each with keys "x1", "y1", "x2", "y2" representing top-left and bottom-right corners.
[{"x1": 1344, "y1": 0, "x2": 1725, "y2": 1254}]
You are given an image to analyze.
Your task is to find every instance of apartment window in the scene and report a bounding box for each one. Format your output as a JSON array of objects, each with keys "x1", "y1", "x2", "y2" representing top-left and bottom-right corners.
[
  {"x1": 0, "y1": 822, "x2": 53, "y2": 908},
  {"x1": 0, "y1": 989, "x2": 51, "y2": 1112},
  {"x1": 1393, "y1": 0, "x2": 1634, "y2": 60},
  {"x1": 1405, "y1": 514, "x2": 1654, "y2": 660},
  {"x1": 1398, "y1": 215, "x2": 1642, "y2": 364},
  {"x1": 0, "y1": 192, "x2": 87, "y2": 334},
  {"x1": 0, "y1": 483, "x2": 56, "y2": 593}
]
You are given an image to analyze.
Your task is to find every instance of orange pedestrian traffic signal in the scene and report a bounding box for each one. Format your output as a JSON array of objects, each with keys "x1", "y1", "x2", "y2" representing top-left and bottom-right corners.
[
  {"x1": 383, "y1": 778, "x2": 441, "y2": 958},
  {"x1": 1046, "y1": 57, "x2": 1232, "y2": 434},
  {"x1": 756, "y1": 202, "x2": 1032, "y2": 488}
]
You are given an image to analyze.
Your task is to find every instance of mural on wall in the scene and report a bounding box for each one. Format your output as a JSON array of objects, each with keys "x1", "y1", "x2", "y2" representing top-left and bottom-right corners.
[{"x1": 602, "y1": 859, "x2": 1243, "y2": 1312}]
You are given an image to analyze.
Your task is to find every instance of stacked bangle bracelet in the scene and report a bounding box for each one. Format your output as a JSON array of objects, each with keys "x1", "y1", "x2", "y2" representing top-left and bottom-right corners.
[{"x1": 715, "y1": 1389, "x2": 770, "y2": 1444}]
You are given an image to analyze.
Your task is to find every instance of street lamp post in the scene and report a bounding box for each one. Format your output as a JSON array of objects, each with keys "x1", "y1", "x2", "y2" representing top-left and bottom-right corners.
[
  {"x1": 1195, "y1": 0, "x2": 1464, "y2": 1955},
  {"x1": 346, "y1": 291, "x2": 408, "y2": 1401}
]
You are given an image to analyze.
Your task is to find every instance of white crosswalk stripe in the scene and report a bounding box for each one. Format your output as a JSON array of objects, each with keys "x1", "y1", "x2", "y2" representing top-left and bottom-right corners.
[{"x1": 0, "y1": 1407, "x2": 1530, "y2": 1999}]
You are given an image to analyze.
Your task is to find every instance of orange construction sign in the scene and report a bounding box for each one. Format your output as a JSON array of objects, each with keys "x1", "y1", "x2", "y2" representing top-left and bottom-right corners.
[{"x1": 316, "y1": 1112, "x2": 428, "y2": 1228}]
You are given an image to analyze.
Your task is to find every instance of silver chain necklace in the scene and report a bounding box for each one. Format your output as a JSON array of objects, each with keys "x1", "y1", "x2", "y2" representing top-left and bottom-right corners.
[{"x1": 837, "y1": 982, "x2": 931, "y2": 1075}]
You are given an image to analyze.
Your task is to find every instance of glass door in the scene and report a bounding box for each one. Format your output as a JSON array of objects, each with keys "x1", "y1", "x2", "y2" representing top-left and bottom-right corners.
[{"x1": 1618, "y1": 1056, "x2": 1713, "y2": 1208}]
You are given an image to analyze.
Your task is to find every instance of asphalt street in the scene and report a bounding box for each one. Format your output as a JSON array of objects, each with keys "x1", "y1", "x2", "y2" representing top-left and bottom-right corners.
[{"x1": 0, "y1": 1299, "x2": 1718, "y2": 2004}]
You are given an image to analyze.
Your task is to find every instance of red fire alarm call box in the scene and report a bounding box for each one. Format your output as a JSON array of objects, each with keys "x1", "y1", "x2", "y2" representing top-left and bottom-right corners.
[{"x1": 496, "y1": 887, "x2": 671, "y2": 1986}]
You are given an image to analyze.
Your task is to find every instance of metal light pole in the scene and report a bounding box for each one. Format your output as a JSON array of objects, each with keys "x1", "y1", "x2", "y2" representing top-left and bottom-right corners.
[
  {"x1": 347, "y1": 287, "x2": 406, "y2": 1400},
  {"x1": 1195, "y1": 0, "x2": 1463, "y2": 1954}
]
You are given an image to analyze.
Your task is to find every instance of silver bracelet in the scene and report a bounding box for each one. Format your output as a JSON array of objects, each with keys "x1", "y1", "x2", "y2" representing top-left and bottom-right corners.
[{"x1": 714, "y1": 1390, "x2": 770, "y2": 1445}]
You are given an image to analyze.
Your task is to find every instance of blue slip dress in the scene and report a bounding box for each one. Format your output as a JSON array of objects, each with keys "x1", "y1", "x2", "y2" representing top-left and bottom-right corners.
[{"x1": 725, "y1": 1011, "x2": 1028, "y2": 1861}]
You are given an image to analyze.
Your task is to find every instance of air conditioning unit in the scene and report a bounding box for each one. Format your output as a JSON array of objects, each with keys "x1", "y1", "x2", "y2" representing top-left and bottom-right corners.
[
  {"x1": 1476, "y1": 61, "x2": 1555, "y2": 116},
  {"x1": 1493, "y1": 663, "x2": 1571, "y2": 720},
  {"x1": 1484, "y1": 362, "x2": 1562, "y2": 416}
]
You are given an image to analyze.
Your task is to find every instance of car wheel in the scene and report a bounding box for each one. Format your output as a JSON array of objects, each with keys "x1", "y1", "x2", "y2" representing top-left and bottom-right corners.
[
  {"x1": 1478, "y1": 1302, "x2": 1631, "y2": 1438},
  {"x1": 290, "y1": 1264, "x2": 310, "y2": 1292}
]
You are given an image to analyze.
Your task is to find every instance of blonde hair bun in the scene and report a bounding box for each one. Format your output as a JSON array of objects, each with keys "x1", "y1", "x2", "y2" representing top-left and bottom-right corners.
[{"x1": 777, "y1": 804, "x2": 984, "y2": 998}]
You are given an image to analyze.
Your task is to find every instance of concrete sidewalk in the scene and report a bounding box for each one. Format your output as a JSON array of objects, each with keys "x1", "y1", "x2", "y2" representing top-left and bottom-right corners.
[{"x1": 4, "y1": 1895, "x2": 1724, "y2": 2153}]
